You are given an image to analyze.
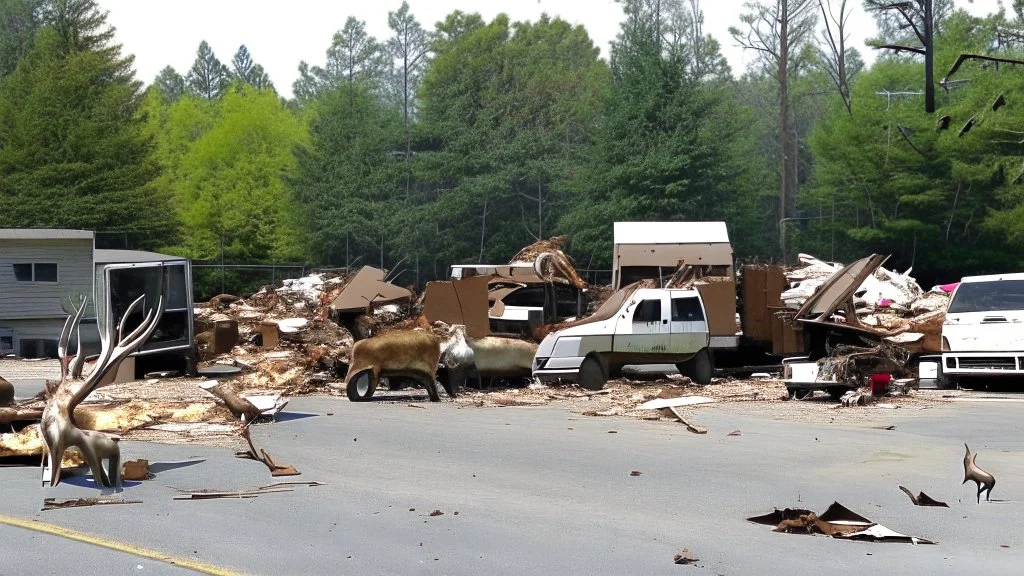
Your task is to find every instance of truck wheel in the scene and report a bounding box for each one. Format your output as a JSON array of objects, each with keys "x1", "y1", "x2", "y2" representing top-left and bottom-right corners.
[
  {"x1": 787, "y1": 387, "x2": 813, "y2": 400},
  {"x1": 346, "y1": 370, "x2": 377, "y2": 402},
  {"x1": 826, "y1": 387, "x2": 847, "y2": 401},
  {"x1": 680, "y1": 349, "x2": 713, "y2": 385},
  {"x1": 578, "y1": 356, "x2": 607, "y2": 391}
]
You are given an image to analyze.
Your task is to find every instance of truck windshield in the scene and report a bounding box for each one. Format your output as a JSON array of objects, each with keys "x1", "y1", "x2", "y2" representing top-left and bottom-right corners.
[{"x1": 948, "y1": 280, "x2": 1024, "y2": 313}]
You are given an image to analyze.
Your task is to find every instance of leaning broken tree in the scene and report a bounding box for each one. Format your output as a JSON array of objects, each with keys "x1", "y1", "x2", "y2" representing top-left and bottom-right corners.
[{"x1": 40, "y1": 279, "x2": 166, "y2": 488}]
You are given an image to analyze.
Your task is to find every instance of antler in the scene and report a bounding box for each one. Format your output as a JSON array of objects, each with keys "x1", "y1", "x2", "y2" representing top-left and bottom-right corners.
[
  {"x1": 54, "y1": 294, "x2": 88, "y2": 395},
  {"x1": 71, "y1": 272, "x2": 168, "y2": 410}
]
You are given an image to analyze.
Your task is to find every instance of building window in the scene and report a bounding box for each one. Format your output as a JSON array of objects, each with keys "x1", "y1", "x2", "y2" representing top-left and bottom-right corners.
[
  {"x1": 12, "y1": 263, "x2": 58, "y2": 283},
  {"x1": 0, "y1": 328, "x2": 13, "y2": 355}
]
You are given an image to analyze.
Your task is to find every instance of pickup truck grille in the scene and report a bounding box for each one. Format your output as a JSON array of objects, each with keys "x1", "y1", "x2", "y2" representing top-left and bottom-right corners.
[{"x1": 956, "y1": 357, "x2": 1019, "y2": 370}]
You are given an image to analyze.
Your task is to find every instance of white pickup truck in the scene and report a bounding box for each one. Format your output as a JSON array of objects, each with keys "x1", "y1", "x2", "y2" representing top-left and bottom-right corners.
[
  {"x1": 942, "y1": 273, "x2": 1024, "y2": 385},
  {"x1": 532, "y1": 286, "x2": 712, "y2": 390}
]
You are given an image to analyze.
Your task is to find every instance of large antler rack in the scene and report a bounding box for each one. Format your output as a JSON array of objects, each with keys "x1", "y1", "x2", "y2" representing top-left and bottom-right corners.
[{"x1": 41, "y1": 269, "x2": 168, "y2": 488}]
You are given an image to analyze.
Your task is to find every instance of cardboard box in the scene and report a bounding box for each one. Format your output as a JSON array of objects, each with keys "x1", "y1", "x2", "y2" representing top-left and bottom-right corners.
[
  {"x1": 422, "y1": 276, "x2": 491, "y2": 338},
  {"x1": 741, "y1": 265, "x2": 786, "y2": 342},
  {"x1": 695, "y1": 278, "x2": 737, "y2": 337}
]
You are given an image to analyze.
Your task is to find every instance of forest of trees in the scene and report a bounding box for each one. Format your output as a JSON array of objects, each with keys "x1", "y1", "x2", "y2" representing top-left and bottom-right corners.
[{"x1": 2, "y1": 0, "x2": 1024, "y2": 290}]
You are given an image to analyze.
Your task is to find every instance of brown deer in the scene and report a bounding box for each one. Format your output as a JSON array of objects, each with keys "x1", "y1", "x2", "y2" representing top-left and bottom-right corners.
[
  {"x1": 963, "y1": 443, "x2": 996, "y2": 503},
  {"x1": 41, "y1": 278, "x2": 166, "y2": 488},
  {"x1": 345, "y1": 330, "x2": 445, "y2": 402}
]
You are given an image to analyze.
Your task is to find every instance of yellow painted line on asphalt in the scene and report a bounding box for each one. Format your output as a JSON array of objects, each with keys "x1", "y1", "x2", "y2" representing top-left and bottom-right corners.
[{"x1": 0, "y1": 513, "x2": 246, "y2": 576}]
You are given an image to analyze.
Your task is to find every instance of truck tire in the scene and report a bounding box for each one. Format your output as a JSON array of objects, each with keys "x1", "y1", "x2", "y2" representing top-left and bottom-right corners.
[
  {"x1": 578, "y1": 356, "x2": 608, "y2": 391},
  {"x1": 678, "y1": 349, "x2": 713, "y2": 385},
  {"x1": 346, "y1": 369, "x2": 377, "y2": 402},
  {"x1": 787, "y1": 386, "x2": 813, "y2": 400}
]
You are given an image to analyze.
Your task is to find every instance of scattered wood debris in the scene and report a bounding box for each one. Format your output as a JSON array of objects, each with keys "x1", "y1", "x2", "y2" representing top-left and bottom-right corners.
[
  {"x1": 237, "y1": 426, "x2": 300, "y2": 477},
  {"x1": 121, "y1": 459, "x2": 151, "y2": 481},
  {"x1": 667, "y1": 407, "x2": 707, "y2": 434},
  {"x1": 749, "y1": 502, "x2": 936, "y2": 544},
  {"x1": 673, "y1": 549, "x2": 699, "y2": 565},
  {"x1": 429, "y1": 509, "x2": 444, "y2": 516},
  {"x1": 899, "y1": 486, "x2": 949, "y2": 507},
  {"x1": 630, "y1": 470, "x2": 642, "y2": 476},
  {"x1": 727, "y1": 430, "x2": 742, "y2": 436},
  {"x1": 173, "y1": 482, "x2": 322, "y2": 500},
  {"x1": 42, "y1": 497, "x2": 142, "y2": 511}
]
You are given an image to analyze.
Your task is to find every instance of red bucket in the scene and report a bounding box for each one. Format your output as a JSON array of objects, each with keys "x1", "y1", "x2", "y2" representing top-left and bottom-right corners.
[{"x1": 869, "y1": 373, "x2": 892, "y2": 395}]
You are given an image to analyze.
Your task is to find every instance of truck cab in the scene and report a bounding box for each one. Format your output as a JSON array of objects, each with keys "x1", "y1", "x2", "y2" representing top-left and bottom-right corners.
[
  {"x1": 532, "y1": 287, "x2": 712, "y2": 390},
  {"x1": 449, "y1": 264, "x2": 584, "y2": 337},
  {"x1": 942, "y1": 273, "x2": 1024, "y2": 385}
]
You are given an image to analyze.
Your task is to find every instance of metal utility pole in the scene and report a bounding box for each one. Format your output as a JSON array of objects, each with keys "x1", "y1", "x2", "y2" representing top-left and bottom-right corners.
[{"x1": 924, "y1": 0, "x2": 934, "y2": 113}]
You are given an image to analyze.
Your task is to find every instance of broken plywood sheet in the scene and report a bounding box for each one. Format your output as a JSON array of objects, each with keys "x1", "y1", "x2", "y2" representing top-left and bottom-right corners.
[
  {"x1": 422, "y1": 276, "x2": 491, "y2": 338},
  {"x1": 638, "y1": 396, "x2": 715, "y2": 410},
  {"x1": 331, "y1": 266, "x2": 413, "y2": 313}
]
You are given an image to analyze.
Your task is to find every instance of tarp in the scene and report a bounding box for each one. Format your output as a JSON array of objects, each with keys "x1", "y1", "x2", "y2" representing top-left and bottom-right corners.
[{"x1": 330, "y1": 266, "x2": 413, "y2": 313}]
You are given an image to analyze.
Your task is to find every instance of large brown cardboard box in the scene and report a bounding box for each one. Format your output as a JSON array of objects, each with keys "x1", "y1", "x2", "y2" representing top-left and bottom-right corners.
[
  {"x1": 695, "y1": 278, "x2": 737, "y2": 337},
  {"x1": 741, "y1": 265, "x2": 786, "y2": 342}
]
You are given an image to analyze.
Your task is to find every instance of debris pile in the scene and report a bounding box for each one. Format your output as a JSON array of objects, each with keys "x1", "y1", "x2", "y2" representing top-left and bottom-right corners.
[
  {"x1": 194, "y1": 269, "x2": 423, "y2": 394},
  {"x1": 509, "y1": 236, "x2": 588, "y2": 290},
  {"x1": 785, "y1": 253, "x2": 956, "y2": 354}
]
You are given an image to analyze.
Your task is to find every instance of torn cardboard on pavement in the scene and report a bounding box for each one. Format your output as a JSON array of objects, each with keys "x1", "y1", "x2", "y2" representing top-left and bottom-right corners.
[{"x1": 748, "y1": 501, "x2": 935, "y2": 544}]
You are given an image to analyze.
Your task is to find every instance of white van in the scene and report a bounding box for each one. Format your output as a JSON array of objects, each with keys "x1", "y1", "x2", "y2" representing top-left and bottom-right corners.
[
  {"x1": 942, "y1": 273, "x2": 1024, "y2": 385},
  {"x1": 533, "y1": 286, "x2": 712, "y2": 390}
]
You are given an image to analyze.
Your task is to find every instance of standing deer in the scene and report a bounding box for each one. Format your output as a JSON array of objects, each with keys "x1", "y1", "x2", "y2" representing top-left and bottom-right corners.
[{"x1": 41, "y1": 276, "x2": 166, "y2": 488}]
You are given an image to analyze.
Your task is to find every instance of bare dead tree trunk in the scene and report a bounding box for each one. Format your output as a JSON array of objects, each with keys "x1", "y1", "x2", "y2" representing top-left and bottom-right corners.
[
  {"x1": 478, "y1": 197, "x2": 489, "y2": 262},
  {"x1": 818, "y1": 0, "x2": 853, "y2": 115},
  {"x1": 538, "y1": 180, "x2": 543, "y2": 239},
  {"x1": 779, "y1": 0, "x2": 790, "y2": 223},
  {"x1": 923, "y1": 0, "x2": 934, "y2": 113},
  {"x1": 946, "y1": 181, "x2": 960, "y2": 243}
]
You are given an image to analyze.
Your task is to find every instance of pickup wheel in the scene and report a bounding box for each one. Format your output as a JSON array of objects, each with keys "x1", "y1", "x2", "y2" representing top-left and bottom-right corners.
[
  {"x1": 678, "y1": 348, "x2": 714, "y2": 385},
  {"x1": 578, "y1": 356, "x2": 608, "y2": 391},
  {"x1": 346, "y1": 370, "x2": 377, "y2": 402}
]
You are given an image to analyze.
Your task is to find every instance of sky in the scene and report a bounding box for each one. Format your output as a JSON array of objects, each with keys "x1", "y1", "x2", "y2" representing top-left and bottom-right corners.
[{"x1": 98, "y1": 0, "x2": 1005, "y2": 98}]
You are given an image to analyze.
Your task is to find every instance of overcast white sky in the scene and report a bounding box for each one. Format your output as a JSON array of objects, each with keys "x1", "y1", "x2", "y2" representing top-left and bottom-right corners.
[{"x1": 98, "y1": 0, "x2": 1004, "y2": 98}]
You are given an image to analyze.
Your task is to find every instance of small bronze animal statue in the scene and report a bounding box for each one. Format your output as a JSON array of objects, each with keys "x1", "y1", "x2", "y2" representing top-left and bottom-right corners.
[{"x1": 963, "y1": 443, "x2": 996, "y2": 503}]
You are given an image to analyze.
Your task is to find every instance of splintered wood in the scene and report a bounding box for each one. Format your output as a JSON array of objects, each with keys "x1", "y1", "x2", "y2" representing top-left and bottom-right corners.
[
  {"x1": 174, "y1": 482, "x2": 323, "y2": 500},
  {"x1": 42, "y1": 497, "x2": 141, "y2": 511}
]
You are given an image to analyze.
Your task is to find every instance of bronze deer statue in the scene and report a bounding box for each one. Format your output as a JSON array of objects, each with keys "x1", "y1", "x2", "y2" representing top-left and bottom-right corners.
[
  {"x1": 963, "y1": 443, "x2": 996, "y2": 503},
  {"x1": 41, "y1": 275, "x2": 166, "y2": 488}
]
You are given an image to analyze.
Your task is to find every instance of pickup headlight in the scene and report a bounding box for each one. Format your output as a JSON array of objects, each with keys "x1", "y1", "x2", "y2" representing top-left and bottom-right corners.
[
  {"x1": 534, "y1": 357, "x2": 548, "y2": 370},
  {"x1": 941, "y1": 337, "x2": 950, "y2": 351}
]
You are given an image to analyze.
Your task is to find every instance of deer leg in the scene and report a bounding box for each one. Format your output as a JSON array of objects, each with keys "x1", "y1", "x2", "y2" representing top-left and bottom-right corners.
[
  {"x1": 106, "y1": 444, "x2": 121, "y2": 488},
  {"x1": 440, "y1": 368, "x2": 460, "y2": 398},
  {"x1": 79, "y1": 440, "x2": 109, "y2": 487},
  {"x1": 420, "y1": 371, "x2": 440, "y2": 402}
]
